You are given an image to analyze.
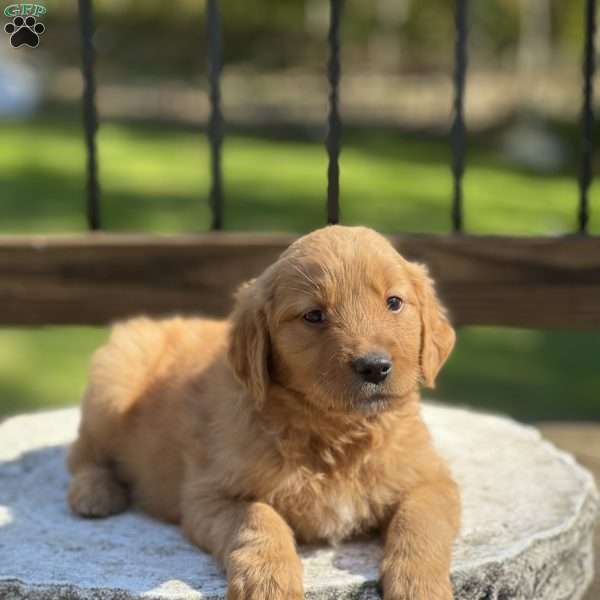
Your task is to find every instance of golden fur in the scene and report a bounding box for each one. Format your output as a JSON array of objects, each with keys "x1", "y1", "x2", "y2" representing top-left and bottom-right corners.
[{"x1": 67, "y1": 225, "x2": 460, "y2": 600}]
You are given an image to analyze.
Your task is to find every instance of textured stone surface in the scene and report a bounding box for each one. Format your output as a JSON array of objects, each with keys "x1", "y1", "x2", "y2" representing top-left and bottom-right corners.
[
  {"x1": 536, "y1": 423, "x2": 600, "y2": 600},
  {"x1": 0, "y1": 405, "x2": 598, "y2": 600}
]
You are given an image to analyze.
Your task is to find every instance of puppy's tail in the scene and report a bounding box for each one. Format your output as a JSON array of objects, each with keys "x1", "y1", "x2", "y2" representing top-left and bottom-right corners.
[{"x1": 83, "y1": 316, "x2": 172, "y2": 424}]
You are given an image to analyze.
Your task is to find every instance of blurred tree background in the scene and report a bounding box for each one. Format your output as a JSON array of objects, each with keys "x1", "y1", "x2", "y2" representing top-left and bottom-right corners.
[{"x1": 0, "y1": 0, "x2": 599, "y2": 421}]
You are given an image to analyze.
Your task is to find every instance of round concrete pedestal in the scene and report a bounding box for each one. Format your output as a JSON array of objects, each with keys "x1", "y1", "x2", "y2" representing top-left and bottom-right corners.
[{"x1": 0, "y1": 405, "x2": 598, "y2": 599}]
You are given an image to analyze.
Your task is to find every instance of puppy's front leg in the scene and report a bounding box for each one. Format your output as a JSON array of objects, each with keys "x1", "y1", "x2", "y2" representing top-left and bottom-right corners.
[
  {"x1": 381, "y1": 475, "x2": 460, "y2": 600},
  {"x1": 182, "y1": 495, "x2": 303, "y2": 600}
]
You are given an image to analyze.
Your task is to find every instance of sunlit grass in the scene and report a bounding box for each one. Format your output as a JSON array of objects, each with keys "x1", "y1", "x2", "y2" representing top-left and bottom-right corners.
[
  {"x1": 0, "y1": 327, "x2": 107, "y2": 416},
  {"x1": 1, "y1": 117, "x2": 598, "y2": 235}
]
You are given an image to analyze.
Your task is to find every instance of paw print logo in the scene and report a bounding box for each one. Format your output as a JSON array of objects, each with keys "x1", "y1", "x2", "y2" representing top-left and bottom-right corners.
[{"x1": 4, "y1": 16, "x2": 45, "y2": 48}]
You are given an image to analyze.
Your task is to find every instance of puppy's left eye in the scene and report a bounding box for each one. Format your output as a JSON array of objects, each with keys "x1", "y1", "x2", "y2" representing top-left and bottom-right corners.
[
  {"x1": 303, "y1": 309, "x2": 326, "y2": 324},
  {"x1": 386, "y1": 296, "x2": 404, "y2": 312}
]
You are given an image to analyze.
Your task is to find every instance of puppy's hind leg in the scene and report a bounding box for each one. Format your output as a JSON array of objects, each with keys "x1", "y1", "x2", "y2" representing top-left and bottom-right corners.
[{"x1": 67, "y1": 434, "x2": 129, "y2": 519}]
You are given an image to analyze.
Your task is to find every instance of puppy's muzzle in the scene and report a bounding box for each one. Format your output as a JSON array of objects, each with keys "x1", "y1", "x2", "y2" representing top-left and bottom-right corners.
[{"x1": 351, "y1": 352, "x2": 392, "y2": 384}]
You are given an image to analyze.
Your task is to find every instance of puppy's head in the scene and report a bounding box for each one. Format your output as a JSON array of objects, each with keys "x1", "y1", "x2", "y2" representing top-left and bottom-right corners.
[{"x1": 228, "y1": 225, "x2": 455, "y2": 414}]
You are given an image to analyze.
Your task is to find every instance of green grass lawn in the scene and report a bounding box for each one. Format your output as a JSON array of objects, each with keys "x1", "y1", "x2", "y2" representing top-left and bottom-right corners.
[{"x1": 0, "y1": 115, "x2": 599, "y2": 422}]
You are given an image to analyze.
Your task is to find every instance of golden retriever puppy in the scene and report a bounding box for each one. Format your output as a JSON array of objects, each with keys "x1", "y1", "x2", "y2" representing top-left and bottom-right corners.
[{"x1": 67, "y1": 225, "x2": 460, "y2": 600}]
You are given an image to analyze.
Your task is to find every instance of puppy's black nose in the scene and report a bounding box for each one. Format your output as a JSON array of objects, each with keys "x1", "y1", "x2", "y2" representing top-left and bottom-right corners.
[{"x1": 352, "y1": 352, "x2": 392, "y2": 384}]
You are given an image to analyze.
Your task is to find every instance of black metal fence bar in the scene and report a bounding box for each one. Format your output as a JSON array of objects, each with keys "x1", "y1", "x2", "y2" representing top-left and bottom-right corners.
[
  {"x1": 579, "y1": 0, "x2": 596, "y2": 234},
  {"x1": 451, "y1": 0, "x2": 468, "y2": 234},
  {"x1": 207, "y1": 0, "x2": 224, "y2": 231},
  {"x1": 326, "y1": 0, "x2": 342, "y2": 225},
  {"x1": 78, "y1": 0, "x2": 100, "y2": 231}
]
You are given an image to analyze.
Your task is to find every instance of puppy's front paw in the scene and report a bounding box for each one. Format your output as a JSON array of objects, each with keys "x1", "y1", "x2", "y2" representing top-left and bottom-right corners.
[
  {"x1": 226, "y1": 542, "x2": 303, "y2": 600},
  {"x1": 381, "y1": 561, "x2": 453, "y2": 600}
]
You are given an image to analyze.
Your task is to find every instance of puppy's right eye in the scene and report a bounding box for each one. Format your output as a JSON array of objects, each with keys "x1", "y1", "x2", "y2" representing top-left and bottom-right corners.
[{"x1": 303, "y1": 309, "x2": 325, "y2": 324}]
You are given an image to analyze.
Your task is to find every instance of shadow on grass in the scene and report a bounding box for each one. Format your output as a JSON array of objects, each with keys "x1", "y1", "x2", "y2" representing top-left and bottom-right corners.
[
  {"x1": 0, "y1": 379, "x2": 76, "y2": 417},
  {"x1": 437, "y1": 327, "x2": 600, "y2": 422},
  {"x1": 0, "y1": 164, "x2": 454, "y2": 234},
  {"x1": 92, "y1": 113, "x2": 600, "y2": 179},
  {"x1": 1, "y1": 166, "x2": 87, "y2": 232}
]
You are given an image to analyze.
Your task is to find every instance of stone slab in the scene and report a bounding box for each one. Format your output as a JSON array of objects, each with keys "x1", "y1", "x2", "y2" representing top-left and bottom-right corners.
[{"x1": 0, "y1": 405, "x2": 598, "y2": 599}]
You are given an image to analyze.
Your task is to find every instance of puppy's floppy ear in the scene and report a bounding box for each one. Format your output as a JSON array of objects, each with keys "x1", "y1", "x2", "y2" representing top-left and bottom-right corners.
[
  {"x1": 408, "y1": 262, "x2": 456, "y2": 388},
  {"x1": 228, "y1": 278, "x2": 271, "y2": 409}
]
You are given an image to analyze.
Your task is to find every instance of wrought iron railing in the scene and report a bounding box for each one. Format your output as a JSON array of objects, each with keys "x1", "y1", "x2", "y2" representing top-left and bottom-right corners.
[{"x1": 74, "y1": 0, "x2": 596, "y2": 235}]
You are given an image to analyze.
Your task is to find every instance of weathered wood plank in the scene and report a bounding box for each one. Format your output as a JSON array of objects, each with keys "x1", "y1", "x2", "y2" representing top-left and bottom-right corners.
[{"x1": 1, "y1": 233, "x2": 599, "y2": 328}]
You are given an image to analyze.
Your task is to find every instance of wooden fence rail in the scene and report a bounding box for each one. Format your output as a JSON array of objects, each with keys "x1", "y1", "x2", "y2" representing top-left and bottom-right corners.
[{"x1": 2, "y1": 234, "x2": 599, "y2": 329}]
